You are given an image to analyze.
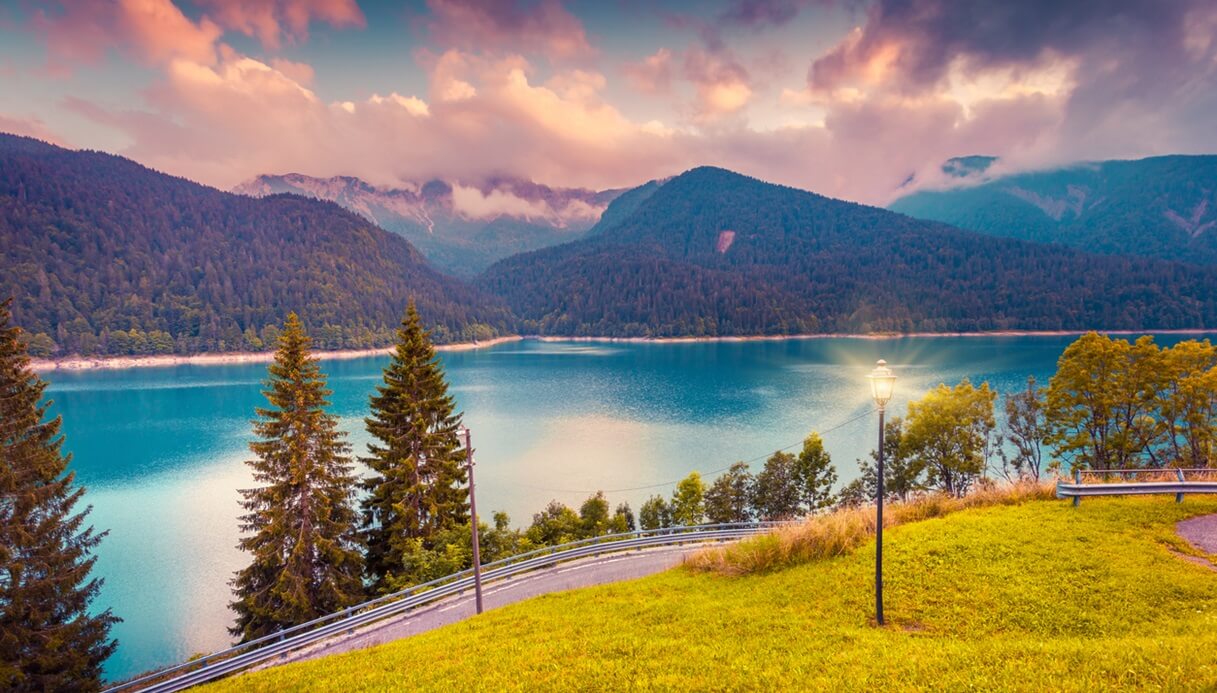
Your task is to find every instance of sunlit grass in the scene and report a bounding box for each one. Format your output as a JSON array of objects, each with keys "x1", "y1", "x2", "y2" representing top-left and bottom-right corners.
[{"x1": 205, "y1": 496, "x2": 1217, "y2": 691}]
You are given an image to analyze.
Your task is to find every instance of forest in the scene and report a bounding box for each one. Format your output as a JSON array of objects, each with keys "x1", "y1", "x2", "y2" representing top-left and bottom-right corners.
[
  {"x1": 480, "y1": 167, "x2": 1217, "y2": 337},
  {"x1": 889, "y1": 154, "x2": 1217, "y2": 264},
  {"x1": 0, "y1": 134, "x2": 511, "y2": 357}
]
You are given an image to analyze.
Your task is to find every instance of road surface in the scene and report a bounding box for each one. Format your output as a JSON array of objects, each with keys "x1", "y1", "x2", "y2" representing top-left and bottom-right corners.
[{"x1": 252, "y1": 543, "x2": 716, "y2": 671}]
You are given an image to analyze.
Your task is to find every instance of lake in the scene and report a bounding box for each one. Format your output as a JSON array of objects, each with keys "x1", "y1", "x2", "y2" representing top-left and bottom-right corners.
[{"x1": 41, "y1": 334, "x2": 1206, "y2": 681}]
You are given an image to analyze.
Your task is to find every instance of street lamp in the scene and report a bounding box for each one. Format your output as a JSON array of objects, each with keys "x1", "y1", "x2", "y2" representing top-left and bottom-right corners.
[
  {"x1": 867, "y1": 359, "x2": 896, "y2": 626},
  {"x1": 457, "y1": 425, "x2": 484, "y2": 614}
]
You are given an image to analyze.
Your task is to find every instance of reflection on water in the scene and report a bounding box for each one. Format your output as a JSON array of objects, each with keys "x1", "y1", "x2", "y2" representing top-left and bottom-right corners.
[{"x1": 42, "y1": 334, "x2": 1212, "y2": 680}]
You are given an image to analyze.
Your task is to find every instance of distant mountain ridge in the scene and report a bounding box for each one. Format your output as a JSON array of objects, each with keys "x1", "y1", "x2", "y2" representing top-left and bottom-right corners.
[
  {"x1": 0, "y1": 133, "x2": 512, "y2": 357},
  {"x1": 235, "y1": 173, "x2": 623, "y2": 277},
  {"x1": 479, "y1": 166, "x2": 1217, "y2": 337},
  {"x1": 889, "y1": 155, "x2": 1217, "y2": 264}
]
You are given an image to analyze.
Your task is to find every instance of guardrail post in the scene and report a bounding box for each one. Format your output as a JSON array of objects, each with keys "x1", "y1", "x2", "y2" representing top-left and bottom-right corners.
[
  {"x1": 1176, "y1": 468, "x2": 1186, "y2": 503},
  {"x1": 1072, "y1": 468, "x2": 1081, "y2": 507}
]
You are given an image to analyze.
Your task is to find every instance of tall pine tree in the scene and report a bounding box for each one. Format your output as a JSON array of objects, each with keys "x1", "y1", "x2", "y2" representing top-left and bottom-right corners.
[
  {"x1": 230, "y1": 313, "x2": 364, "y2": 642},
  {"x1": 0, "y1": 300, "x2": 117, "y2": 692},
  {"x1": 362, "y1": 302, "x2": 469, "y2": 593}
]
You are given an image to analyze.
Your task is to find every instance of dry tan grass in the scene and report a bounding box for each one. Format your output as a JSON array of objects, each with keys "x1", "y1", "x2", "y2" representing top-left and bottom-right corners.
[{"x1": 686, "y1": 481, "x2": 1057, "y2": 576}]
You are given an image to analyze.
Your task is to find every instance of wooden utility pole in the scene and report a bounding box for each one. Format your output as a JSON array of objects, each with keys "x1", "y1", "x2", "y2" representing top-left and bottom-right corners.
[{"x1": 464, "y1": 426, "x2": 484, "y2": 614}]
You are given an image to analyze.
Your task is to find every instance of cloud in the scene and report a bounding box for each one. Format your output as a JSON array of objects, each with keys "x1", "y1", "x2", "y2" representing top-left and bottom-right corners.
[
  {"x1": 623, "y1": 48, "x2": 674, "y2": 94},
  {"x1": 450, "y1": 184, "x2": 604, "y2": 224},
  {"x1": 34, "y1": 0, "x2": 223, "y2": 70},
  {"x1": 30, "y1": 0, "x2": 365, "y2": 73},
  {"x1": 0, "y1": 114, "x2": 69, "y2": 146},
  {"x1": 683, "y1": 48, "x2": 753, "y2": 119},
  {"x1": 195, "y1": 0, "x2": 365, "y2": 50},
  {"x1": 717, "y1": 0, "x2": 802, "y2": 29},
  {"x1": 799, "y1": 0, "x2": 1217, "y2": 178},
  {"x1": 421, "y1": 0, "x2": 593, "y2": 62}
]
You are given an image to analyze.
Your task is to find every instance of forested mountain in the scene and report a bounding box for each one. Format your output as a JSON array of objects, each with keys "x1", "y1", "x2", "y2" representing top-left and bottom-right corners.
[
  {"x1": 0, "y1": 134, "x2": 512, "y2": 357},
  {"x1": 235, "y1": 173, "x2": 622, "y2": 277},
  {"x1": 889, "y1": 155, "x2": 1217, "y2": 264},
  {"x1": 479, "y1": 166, "x2": 1217, "y2": 337}
]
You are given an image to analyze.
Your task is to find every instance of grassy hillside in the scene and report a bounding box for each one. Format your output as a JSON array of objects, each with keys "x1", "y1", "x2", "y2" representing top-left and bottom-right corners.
[{"x1": 206, "y1": 496, "x2": 1217, "y2": 691}]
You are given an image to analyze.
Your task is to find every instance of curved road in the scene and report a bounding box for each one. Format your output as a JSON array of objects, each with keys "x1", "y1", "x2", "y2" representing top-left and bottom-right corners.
[{"x1": 253, "y1": 543, "x2": 715, "y2": 671}]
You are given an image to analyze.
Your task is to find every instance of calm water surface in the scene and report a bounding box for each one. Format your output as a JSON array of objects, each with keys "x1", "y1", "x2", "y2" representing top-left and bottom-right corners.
[{"x1": 41, "y1": 335, "x2": 1209, "y2": 681}]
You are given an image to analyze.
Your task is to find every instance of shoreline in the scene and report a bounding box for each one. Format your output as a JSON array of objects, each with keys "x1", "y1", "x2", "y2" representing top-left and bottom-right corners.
[
  {"x1": 29, "y1": 328, "x2": 1217, "y2": 372},
  {"x1": 536, "y1": 328, "x2": 1217, "y2": 345},
  {"x1": 29, "y1": 335, "x2": 524, "y2": 372}
]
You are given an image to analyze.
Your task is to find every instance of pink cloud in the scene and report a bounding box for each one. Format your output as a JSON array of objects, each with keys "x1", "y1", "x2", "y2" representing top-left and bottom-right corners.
[
  {"x1": 196, "y1": 0, "x2": 365, "y2": 50},
  {"x1": 683, "y1": 47, "x2": 753, "y2": 120},
  {"x1": 421, "y1": 0, "x2": 593, "y2": 62},
  {"x1": 34, "y1": 0, "x2": 222, "y2": 70},
  {"x1": 0, "y1": 114, "x2": 70, "y2": 147},
  {"x1": 623, "y1": 48, "x2": 674, "y2": 94}
]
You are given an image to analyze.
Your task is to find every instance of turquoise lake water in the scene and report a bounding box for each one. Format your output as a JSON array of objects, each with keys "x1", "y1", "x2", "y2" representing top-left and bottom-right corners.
[{"x1": 40, "y1": 334, "x2": 1210, "y2": 681}]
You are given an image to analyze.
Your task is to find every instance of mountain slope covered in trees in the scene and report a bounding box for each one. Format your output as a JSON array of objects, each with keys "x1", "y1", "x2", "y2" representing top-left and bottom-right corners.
[
  {"x1": 479, "y1": 167, "x2": 1217, "y2": 337},
  {"x1": 0, "y1": 134, "x2": 512, "y2": 357},
  {"x1": 888, "y1": 155, "x2": 1217, "y2": 264}
]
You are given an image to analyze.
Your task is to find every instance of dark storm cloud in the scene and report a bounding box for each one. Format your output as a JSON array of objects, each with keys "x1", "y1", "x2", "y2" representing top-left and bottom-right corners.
[{"x1": 809, "y1": 0, "x2": 1197, "y2": 93}]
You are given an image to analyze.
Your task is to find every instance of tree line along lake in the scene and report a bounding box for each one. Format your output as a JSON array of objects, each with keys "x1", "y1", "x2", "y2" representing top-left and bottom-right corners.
[{"x1": 43, "y1": 333, "x2": 1213, "y2": 681}]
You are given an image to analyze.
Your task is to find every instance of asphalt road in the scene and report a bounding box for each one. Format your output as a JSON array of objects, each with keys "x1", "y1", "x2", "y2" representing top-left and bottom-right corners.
[
  {"x1": 1178, "y1": 514, "x2": 1217, "y2": 554},
  {"x1": 254, "y1": 544, "x2": 712, "y2": 670}
]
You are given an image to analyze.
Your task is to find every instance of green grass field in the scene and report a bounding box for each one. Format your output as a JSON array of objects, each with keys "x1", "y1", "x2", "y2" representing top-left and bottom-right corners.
[{"x1": 206, "y1": 497, "x2": 1217, "y2": 691}]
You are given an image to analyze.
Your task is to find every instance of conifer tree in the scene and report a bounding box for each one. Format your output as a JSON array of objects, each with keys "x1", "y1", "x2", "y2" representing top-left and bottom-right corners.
[
  {"x1": 230, "y1": 313, "x2": 364, "y2": 642},
  {"x1": 362, "y1": 302, "x2": 469, "y2": 592},
  {"x1": 0, "y1": 300, "x2": 117, "y2": 692}
]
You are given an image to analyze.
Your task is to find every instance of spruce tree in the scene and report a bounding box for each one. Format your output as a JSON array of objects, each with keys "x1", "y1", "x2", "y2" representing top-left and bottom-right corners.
[
  {"x1": 0, "y1": 300, "x2": 117, "y2": 692},
  {"x1": 362, "y1": 302, "x2": 469, "y2": 592},
  {"x1": 230, "y1": 313, "x2": 364, "y2": 642}
]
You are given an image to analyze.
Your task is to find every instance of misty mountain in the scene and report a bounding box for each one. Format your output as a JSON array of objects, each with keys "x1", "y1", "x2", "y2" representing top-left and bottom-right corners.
[
  {"x1": 889, "y1": 155, "x2": 1217, "y2": 264},
  {"x1": 479, "y1": 166, "x2": 1217, "y2": 337},
  {"x1": 235, "y1": 173, "x2": 623, "y2": 277},
  {"x1": 0, "y1": 133, "x2": 512, "y2": 357}
]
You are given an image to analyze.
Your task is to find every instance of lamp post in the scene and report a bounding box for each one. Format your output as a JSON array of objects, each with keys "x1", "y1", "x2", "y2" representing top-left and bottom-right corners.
[
  {"x1": 458, "y1": 425, "x2": 484, "y2": 615},
  {"x1": 867, "y1": 359, "x2": 896, "y2": 626}
]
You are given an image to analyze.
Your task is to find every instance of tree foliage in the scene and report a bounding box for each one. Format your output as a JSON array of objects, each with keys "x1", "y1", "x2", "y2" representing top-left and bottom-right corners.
[
  {"x1": 230, "y1": 314, "x2": 364, "y2": 642},
  {"x1": 998, "y1": 377, "x2": 1050, "y2": 481},
  {"x1": 669, "y1": 472, "x2": 706, "y2": 526},
  {"x1": 903, "y1": 380, "x2": 997, "y2": 497},
  {"x1": 0, "y1": 134, "x2": 511, "y2": 357},
  {"x1": 704, "y1": 462, "x2": 754, "y2": 523},
  {"x1": 481, "y1": 166, "x2": 1217, "y2": 337},
  {"x1": 361, "y1": 304, "x2": 469, "y2": 593},
  {"x1": 0, "y1": 300, "x2": 117, "y2": 692},
  {"x1": 752, "y1": 452, "x2": 802, "y2": 520},
  {"x1": 794, "y1": 433, "x2": 838, "y2": 511}
]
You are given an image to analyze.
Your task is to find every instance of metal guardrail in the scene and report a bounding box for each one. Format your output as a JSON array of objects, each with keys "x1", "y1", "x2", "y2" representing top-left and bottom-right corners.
[
  {"x1": 107, "y1": 522, "x2": 779, "y2": 693},
  {"x1": 1056, "y1": 468, "x2": 1217, "y2": 506}
]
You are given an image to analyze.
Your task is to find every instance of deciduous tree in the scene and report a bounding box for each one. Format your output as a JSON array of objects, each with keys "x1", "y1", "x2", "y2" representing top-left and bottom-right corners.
[
  {"x1": 998, "y1": 377, "x2": 1050, "y2": 481},
  {"x1": 670, "y1": 472, "x2": 706, "y2": 526},
  {"x1": 752, "y1": 452, "x2": 802, "y2": 520},
  {"x1": 704, "y1": 462, "x2": 754, "y2": 523},
  {"x1": 904, "y1": 380, "x2": 996, "y2": 497},
  {"x1": 794, "y1": 433, "x2": 837, "y2": 512}
]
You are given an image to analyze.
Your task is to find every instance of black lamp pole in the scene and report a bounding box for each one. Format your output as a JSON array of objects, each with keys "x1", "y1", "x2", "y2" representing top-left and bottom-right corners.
[{"x1": 875, "y1": 404, "x2": 885, "y2": 626}]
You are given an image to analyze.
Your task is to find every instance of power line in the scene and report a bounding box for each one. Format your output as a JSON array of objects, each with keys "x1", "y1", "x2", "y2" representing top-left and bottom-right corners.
[{"x1": 506, "y1": 406, "x2": 877, "y2": 496}]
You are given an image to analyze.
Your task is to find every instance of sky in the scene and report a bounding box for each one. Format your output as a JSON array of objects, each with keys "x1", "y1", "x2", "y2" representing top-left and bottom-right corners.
[{"x1": 1, "y1": 0, "x2": 1216, "y2": 205}]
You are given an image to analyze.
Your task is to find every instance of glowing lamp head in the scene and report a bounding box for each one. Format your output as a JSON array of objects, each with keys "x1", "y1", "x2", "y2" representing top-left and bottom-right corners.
[{"x1": 867, "y1": 359, "x2": 896, "y2": 410}]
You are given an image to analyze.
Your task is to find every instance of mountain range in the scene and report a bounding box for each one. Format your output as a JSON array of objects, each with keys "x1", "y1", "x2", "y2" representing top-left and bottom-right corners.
[
  {"x1": 6, "y1": 132, "x2": 1217, "y2": 358},
  {"x1": 889, "y1": 155, "x2": 1217, "y2": 264},
  {"x1": 0, "y1": 134, "x2": 511, "y2": 357},
  {"x1": 235, "y1": 173, "x2": 622, "y2": 277},
  {"x1": 479, "y1": 166, "x2": 1217, "y2": 337}
]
